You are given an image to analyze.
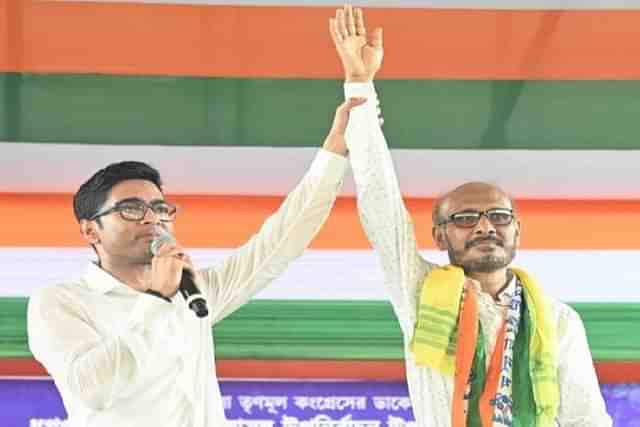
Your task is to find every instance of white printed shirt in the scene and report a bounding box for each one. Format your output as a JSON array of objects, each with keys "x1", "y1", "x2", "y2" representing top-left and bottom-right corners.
[{"x1": 344, "y1": 82, "x2": 612, "y2": 427}]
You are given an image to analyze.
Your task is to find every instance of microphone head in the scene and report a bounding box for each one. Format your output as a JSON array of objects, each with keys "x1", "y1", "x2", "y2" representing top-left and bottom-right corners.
[{"x1": 150, "y1": 229, "x2": 175, "y2": 256}]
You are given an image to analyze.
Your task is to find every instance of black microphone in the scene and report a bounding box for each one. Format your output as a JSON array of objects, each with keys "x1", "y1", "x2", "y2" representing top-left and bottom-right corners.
[{"x1": 150, "y1": 230, "x2": 209, "y2": 318}]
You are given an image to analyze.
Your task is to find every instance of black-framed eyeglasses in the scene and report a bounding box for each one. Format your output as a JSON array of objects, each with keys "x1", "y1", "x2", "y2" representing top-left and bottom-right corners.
[
  {"x1": 436, "y1": 208, "x2": 514, "y2": 228},
  {"x1": 90, "y1": 198, "x2": 178, "y2": 222}
]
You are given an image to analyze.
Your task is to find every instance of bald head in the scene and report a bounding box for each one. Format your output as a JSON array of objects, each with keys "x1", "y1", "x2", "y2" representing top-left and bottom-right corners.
[
  {"x1": 432, "y1": 182, "x2": 515, "y2": 225},
  {"x1": 431, "y1": 182, "x2": 520, "y2": 275}
]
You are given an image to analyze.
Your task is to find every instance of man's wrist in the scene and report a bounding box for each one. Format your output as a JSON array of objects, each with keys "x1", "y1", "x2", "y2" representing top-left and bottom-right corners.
[{"x1": 322, "y1": 132, "x2": 348, "y2": 157}]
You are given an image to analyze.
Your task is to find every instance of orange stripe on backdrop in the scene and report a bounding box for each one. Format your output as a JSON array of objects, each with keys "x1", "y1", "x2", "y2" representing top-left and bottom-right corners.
[
  {"x1": 1, "y1": 2, "x2": 640, "y2": 79},
  {"x1": 1, "y1": 194, "x2": 639, "y2": 249},
  {"x1": 0, "y1": 2, "x2": 7, "y2": 70}
]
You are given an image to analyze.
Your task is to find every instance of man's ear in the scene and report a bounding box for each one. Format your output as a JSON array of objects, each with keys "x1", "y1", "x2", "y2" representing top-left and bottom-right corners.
[
  {"x1": 514, "y1": 220, "x2": 522, "y2": 246},
  {"x1": 432, "y1": 226, "x2": 448, "y2": 250},
  {"x1": 80, "y1": 219, "x2": 101, "y2": 245}
]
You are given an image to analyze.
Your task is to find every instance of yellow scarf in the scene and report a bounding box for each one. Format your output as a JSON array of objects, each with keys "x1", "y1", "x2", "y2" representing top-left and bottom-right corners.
[{"x1": 410, "y1": 265, "x2": 559, "y2": 426}]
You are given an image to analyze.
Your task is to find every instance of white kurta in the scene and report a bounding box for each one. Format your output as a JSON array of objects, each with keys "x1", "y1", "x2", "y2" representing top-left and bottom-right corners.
[
  {"x1": 344, "y1": 82, "x2": 612, "y2": 427},
  {"x1": 28, "y1": 149, "x2": 348, "y2": 427}
]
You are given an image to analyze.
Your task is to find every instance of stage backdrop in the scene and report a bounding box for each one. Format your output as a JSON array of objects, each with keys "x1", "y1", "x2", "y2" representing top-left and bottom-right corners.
[{"x1": 1, "y1": 1, "x2": 639, "y2": 425}]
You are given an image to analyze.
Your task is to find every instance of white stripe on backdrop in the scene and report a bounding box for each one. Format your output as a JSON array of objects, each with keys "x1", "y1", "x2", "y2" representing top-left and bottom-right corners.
[
  {"x1": 57, "y1": 0, "x2": 640, "y2": 10},
  {"x1": 1, "y1": 248, "x2": 638, "y2": 302},
  {"x1": 2, "y1": 143, "x2": 640, "y2": 199}
]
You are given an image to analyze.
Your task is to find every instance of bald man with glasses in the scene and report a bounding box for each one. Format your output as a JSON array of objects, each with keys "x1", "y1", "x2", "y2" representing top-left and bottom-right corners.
[{"x1": 329, "y1": 5, "x2": 611, "y2": 427}]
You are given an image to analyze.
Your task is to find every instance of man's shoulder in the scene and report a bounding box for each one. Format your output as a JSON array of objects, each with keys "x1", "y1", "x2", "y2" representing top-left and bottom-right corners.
[
  {"x1": 29, "y1": 278, "x2": 91, "y2": 314},
  {"x1": 545, "y1": 297, "x2": 580, "y2": 322},
  {"x1": 542, "y1": 297, "x2": 587, "y2": 344}
]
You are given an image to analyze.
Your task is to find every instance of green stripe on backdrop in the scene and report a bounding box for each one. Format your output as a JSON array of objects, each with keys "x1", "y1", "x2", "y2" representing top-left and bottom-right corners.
[
  {"x1": 2, "y1": 73, "x2": 640, "y2": 149},
  {"x1": 2, "y1": 298, "x2": 639, "y2": 360},
  {"x1": 0, "y1": 74, "x2": 20, "y2": 140}
]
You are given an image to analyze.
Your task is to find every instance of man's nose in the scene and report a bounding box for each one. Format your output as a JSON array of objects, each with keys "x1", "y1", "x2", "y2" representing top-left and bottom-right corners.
[
  {"x1": 141, "y1": 207, "x2": 161, "y2": 224},
  {"x1": 473, "y1": 214, "x2": 496, "y2": 235}
]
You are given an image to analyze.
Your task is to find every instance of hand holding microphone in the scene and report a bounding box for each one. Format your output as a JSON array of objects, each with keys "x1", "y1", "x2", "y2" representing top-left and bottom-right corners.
[{"x1": 149, "y1": 230, "x2": 209, "y2": 318}]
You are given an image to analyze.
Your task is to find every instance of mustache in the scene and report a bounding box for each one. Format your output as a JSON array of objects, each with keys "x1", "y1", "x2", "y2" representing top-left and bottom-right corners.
[{"x1": 465, "y1": 236, "x2": 504, "y2": 250}]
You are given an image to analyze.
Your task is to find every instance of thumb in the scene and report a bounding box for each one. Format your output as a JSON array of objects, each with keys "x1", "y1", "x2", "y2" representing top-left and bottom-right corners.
[
  {"x1": 337, "y1": 97, "x2": 368, "y2": 121},
  {"x1": 331, "y1": 97, "x2": 368, "y2": 134},
  {"x1": 343, "y1": 97, "x2": 368, "y2": 111},
  {"x1": 369, "y1": 27, "x2": 383, "y2": 49}
]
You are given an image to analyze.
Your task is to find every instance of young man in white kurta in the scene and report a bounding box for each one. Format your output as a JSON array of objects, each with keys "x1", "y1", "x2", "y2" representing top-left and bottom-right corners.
[{"x1": 27, "y1": 100, "x2": 362, "y2": 427}]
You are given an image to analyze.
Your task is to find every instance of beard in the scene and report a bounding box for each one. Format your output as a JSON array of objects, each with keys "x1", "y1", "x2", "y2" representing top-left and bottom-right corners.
[{"x1": 447, "y1": 236, "x2": 517, "y2": 274}]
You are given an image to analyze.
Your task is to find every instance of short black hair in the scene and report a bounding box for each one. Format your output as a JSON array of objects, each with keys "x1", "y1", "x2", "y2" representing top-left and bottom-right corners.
[{"x1": 73, "y1": 161, "x2": 163, "y2": 223}]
